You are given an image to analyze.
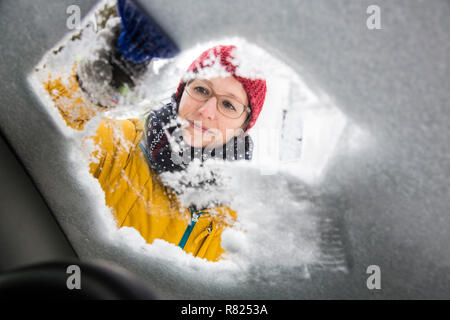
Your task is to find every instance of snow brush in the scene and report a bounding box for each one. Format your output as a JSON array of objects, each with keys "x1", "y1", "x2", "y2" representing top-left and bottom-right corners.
[
  {"x1": 117, "y1": 0, "x2": 179, "y2": 62},
  {"x1": 76, "y1": 0, "x2": 179, "y2": 108}
]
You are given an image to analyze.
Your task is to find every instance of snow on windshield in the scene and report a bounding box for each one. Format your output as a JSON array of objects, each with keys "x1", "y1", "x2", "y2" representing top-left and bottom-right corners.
[{"x1": 28, "y1": 0, "x2": 363, "y2": 298}]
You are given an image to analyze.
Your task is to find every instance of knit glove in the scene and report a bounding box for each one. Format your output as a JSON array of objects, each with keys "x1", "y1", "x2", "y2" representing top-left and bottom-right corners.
[{"x1": 76, "y1": 17, "x2": 150, "y2": 108}]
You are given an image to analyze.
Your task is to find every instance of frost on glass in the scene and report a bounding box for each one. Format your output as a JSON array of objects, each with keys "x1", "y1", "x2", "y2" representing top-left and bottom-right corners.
[{"x1": 28, "y1": 0, "x2": 367, "y2": 299}]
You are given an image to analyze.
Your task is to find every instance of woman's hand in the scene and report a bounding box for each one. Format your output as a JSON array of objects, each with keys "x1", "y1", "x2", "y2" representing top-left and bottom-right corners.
[{"x1": 76, "y1": 17, "x2": 150, "y2": 108}]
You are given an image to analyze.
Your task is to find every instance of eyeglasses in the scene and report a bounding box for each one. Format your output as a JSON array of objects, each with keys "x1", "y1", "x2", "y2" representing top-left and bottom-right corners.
[{"x1": 185, "y1": 79, "x2": 250, "y2": 119}]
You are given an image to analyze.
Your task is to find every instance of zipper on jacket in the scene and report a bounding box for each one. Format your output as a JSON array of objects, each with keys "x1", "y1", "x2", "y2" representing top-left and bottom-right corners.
[
  {"x1": 139, "y1": 142, "x2": 151, "y2": 161},
  {"x1": 139, "y1": 141, "x2": 208, "y2": 251},
  {"x1": 178, "y1": 207, "x2": 206, "y2": 250}
]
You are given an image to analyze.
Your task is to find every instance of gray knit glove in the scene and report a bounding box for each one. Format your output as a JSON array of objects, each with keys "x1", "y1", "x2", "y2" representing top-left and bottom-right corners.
[{"x1": 76, "y1": 17, "x2": 150, "y2": 108}]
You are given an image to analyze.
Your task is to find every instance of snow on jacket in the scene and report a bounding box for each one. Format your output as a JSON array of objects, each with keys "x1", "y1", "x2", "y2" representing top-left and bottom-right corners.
[{"x1": 43, "y1": 66, "x2": 237, "y2": 262}]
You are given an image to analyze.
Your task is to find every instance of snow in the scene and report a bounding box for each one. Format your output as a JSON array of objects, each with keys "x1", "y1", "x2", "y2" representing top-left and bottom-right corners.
[
  {"x1": 0, "y1": 0, "x2": 445, "y2": 299},
  {"x1": 27, "y1": 0, "x2": 358, "y2": 298}
]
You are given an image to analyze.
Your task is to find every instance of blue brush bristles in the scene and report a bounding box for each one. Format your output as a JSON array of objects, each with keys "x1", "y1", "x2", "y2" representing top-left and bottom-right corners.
[{"x1": 117, "y1": 0, "x2": 179, "y2": 62}]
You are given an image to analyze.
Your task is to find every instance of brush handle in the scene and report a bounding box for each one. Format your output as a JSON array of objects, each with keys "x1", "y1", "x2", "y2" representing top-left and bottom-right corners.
[
  {"x1": 117, "y1": 0, "x2": 178, "y2": 62},
  {"x1": 76, "y1": 18, "x2": 150, "y2": 108}
]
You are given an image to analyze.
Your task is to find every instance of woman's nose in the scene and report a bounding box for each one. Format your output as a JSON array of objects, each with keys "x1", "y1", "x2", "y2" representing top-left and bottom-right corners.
[{"x1": 198, "y1": 97, "x2": 217, "y2": 120}]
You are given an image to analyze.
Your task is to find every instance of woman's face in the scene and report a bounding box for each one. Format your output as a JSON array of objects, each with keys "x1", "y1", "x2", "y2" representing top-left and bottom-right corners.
[{"x1": 178, "y1": 76, "x2": 249, "y2": 148}]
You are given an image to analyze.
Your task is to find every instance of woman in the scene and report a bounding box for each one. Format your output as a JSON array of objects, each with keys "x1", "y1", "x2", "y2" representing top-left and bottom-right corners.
[{"x1": 44, "y1": 44, "x2": 267, "y2": 261}]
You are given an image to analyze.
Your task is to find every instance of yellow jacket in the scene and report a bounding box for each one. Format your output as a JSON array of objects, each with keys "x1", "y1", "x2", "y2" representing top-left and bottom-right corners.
[{"x1": 43, "y1": 67, "x2": 237, "y2": 261}]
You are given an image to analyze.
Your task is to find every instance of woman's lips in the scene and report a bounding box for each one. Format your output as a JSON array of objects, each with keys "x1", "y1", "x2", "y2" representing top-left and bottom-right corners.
[{"x1": 189, "y1": 120, "x2": 209, "y2": 133}]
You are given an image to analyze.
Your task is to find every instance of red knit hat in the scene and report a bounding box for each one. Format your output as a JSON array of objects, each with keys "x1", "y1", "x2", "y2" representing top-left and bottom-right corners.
[{"x1": 174, "y1": 45, "x2": 267, "y2": 132}]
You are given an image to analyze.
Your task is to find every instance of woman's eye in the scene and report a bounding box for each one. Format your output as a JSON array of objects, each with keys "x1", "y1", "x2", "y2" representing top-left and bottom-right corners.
[
  {"x1": 222, "y1": 100, "x2": 236, "y2": 111},
  {"x1": 194, "y1": 86, "x2": 209, "y2": 96}
]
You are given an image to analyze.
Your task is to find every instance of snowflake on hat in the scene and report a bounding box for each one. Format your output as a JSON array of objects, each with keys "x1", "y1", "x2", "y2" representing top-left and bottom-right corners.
[{"x1": 174, "y1": 45, "x2": 267, "y2": 133}]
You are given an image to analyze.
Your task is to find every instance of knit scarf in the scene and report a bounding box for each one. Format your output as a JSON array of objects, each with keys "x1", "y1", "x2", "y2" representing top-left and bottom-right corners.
[{"x1": 141, "y1": 97, "x2": 253, "y2": 199}]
